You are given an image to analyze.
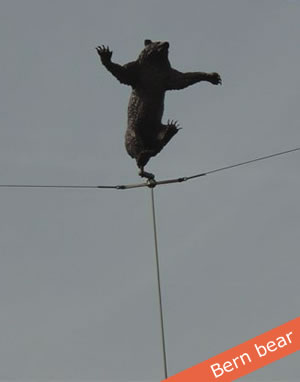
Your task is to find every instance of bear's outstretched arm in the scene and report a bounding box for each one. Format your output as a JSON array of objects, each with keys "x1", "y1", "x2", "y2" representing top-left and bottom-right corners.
[
  {"x1": 96, "y1": 46, "x2": 138, "y2": 87},
  {"x1": 166, "y1": 69, "x2": 221, "y2": 90}
]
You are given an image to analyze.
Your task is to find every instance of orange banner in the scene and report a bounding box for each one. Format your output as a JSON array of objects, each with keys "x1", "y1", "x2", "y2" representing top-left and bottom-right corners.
[{"x1": 162, "y1": 317, "x2": 300, "y2": 382}]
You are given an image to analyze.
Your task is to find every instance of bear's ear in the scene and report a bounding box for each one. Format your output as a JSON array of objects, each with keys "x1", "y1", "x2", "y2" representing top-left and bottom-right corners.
[{"x1": 144, "y1": 39, "x2": 152, "y2": 46}]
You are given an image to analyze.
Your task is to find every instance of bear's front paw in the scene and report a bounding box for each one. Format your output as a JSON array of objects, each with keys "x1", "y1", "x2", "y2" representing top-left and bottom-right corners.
[
  {"x1": 96, "y1": 45, "x2": 113, "y2": 63},
  {"x1": 210, "y1": 72, "x2": 222, "y2": 85}
]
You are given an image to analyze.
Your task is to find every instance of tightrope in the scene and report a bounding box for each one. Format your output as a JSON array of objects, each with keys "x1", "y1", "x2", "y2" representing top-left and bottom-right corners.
[{"x1": 0, "y1": 147, "x2": 299, "y2": 191}]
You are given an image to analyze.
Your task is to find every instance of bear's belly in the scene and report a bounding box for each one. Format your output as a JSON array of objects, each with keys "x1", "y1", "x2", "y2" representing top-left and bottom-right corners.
[
  {"x1": 125, "y1": 89, "x2": 165, "y2": 158},
  {"x1": 127, "y1": 90, "x2": 164, "y2": 130}
]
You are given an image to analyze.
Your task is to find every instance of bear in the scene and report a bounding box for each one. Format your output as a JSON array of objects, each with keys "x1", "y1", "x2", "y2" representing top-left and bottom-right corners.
[{"x1": 96, "y1": 39, "x2": 221, "y2": 179}]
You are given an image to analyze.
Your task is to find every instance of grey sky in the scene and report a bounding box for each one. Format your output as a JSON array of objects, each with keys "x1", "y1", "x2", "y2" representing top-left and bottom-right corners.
[{"x1": 0, "y1": 0, "x2": 299, "y2": 381}]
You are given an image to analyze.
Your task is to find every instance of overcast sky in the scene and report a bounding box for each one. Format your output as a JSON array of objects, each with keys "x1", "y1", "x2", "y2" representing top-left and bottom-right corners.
[{"x1": 0, "y1": 1, "x2": 299, "y2": 381}]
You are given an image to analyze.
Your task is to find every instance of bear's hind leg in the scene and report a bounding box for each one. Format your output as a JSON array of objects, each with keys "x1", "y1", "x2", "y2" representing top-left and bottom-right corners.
[
  {"x1": 156, "y1": 120, "x2": 181, "y2": 153},
  {"x1": 136, "y1": 150, "x2": 155, "y2": 180}
]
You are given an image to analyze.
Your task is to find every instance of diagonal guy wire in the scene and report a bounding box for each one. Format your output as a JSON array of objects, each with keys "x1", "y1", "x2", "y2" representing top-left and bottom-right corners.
[{"x1": 0, "y1": 147, "x2": 299, "y2": 190}]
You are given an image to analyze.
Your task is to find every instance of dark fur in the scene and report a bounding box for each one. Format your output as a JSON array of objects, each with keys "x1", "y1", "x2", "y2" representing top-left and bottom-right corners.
[{"x1": 96, "y1": 40, "x2": 221, "y2": 178}]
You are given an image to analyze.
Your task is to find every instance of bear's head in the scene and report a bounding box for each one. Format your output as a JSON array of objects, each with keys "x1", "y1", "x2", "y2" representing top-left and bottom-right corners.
[{"x1": 138, "y1": 39, "x2": 170, "y2": 66}]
